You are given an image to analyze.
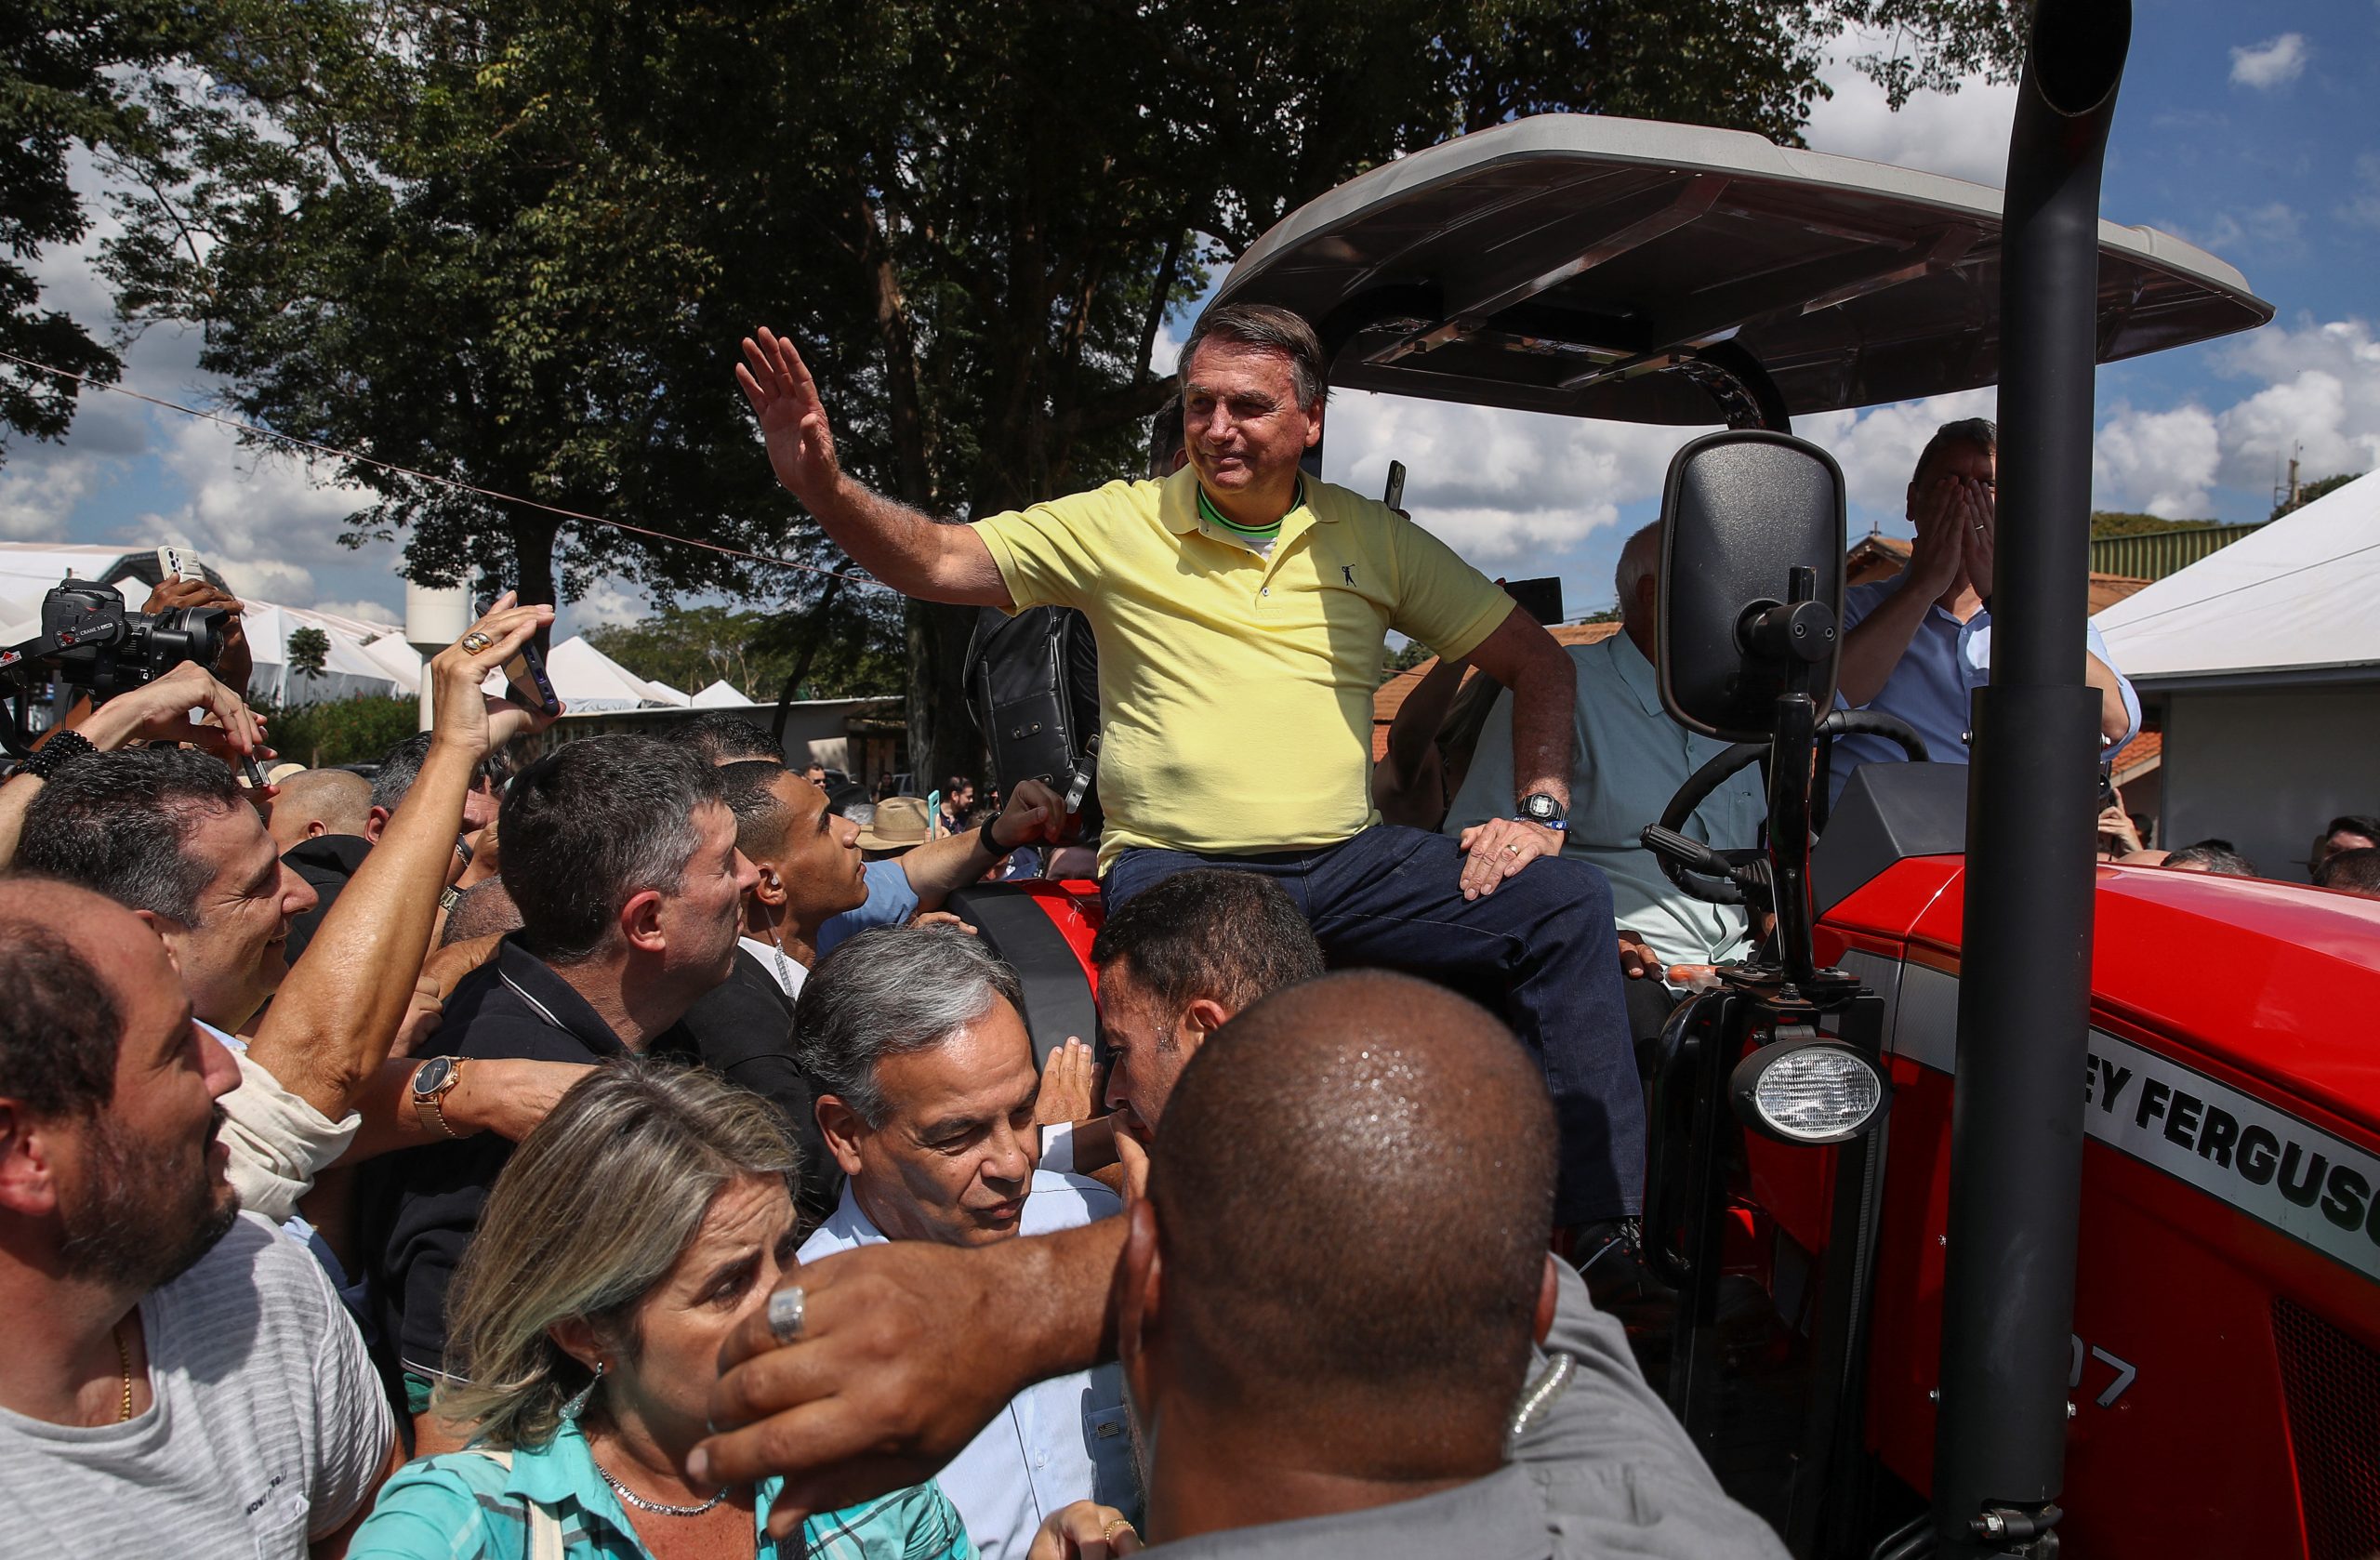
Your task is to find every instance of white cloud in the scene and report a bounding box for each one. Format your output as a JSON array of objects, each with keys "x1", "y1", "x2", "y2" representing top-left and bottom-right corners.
[
  {"x1": 126, "y1": 414, "x2": 384, "y2": 607},
  {"x1": 1799, "y1": 388, "x2": 1998, "y2": 522},
  {"x1": 566, "y1": 580, "x2": 646, "y2": 629},
  {"x1": 0, "y1": 453, "x2": 115, "y2": 540},
  {"x1": 2214, "y1": 316, "x2": 2380, "y2": 487},
  {"x1": 2093, "y1": 403, "x2": 2222, "y2": 516},
  {"x1": 311, "y1": 598, "x2": 403, "y2": 628},
  {"x1": 1803, "y1": 52, "x2": 2018, "y2": 188},
  {"x1": 2229, "y1": 33, "x2": 2308, "y2": 91},
  {"x1": 1322, "y1": 390, "x2": 1681, "y2": 562}
]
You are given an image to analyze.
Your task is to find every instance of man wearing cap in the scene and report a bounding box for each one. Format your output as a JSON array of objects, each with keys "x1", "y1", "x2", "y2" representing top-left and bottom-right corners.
[{"x1": 738, "y1": 303, "x2": 1648, "y2": 1267}]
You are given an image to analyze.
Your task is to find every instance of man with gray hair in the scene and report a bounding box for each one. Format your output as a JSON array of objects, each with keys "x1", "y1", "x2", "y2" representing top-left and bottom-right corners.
[
  {"x1": 795, "y1": 924, "x2": 1134, "y2": 1560},
  {"x1": 1830, "y1": 416, "x2": 2139, "y2": 803},
  {"x1": 362, "y1": 734, "x2": 756, "y2": 1452},
  {"x1": 1444, "y1": 522, "x2": 1765, "y2": 1068}
]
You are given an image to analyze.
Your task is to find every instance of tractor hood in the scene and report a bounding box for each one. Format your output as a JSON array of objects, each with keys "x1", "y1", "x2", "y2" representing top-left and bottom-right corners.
[{"x1": 1210, "y1": 113, "x2": 2271, "y2": 423}]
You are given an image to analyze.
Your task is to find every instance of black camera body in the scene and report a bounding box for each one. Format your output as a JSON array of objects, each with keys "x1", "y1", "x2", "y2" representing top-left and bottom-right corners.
[{"x1": 0, "y1": 580, "x2": 230, "y2": 755}]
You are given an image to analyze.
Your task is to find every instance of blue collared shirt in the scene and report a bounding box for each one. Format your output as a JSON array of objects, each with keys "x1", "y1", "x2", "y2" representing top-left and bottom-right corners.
[
  {"x1": 1827, "y1": 581, "x2": 2139, "y2": 806},
  {"x1": 348, "y1": 1417, "x2": 972, "y2": 1560},
  {"x1": 800, "y1": 1172, "x2": 1137, "y2": 1560}
]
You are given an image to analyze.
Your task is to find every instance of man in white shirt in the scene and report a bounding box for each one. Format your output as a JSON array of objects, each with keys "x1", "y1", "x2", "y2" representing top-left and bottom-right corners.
[
  {"x1": 794, "y1": 923, "x2": 1135, "y2": 1558},
  {"x1": 1446, "y1": 522, "x2": 1766, "y2": 1039},
  {"x1": 0, "y1": 880, "x2": 395, "y2": 1553}
]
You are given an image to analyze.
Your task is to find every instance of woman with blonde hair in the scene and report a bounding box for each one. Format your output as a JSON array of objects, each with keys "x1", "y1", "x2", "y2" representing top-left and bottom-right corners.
[{"x1": 349, "y1": 1061, "x2": 972, "y2": 1559}]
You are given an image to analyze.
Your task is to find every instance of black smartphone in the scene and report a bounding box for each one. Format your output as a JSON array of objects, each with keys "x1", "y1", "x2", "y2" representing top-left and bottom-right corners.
[
  {"x1": 1502, "y1": 576, "x2": 1564, "y2": 627},
  {"x1": 1382, "y1": 460, "x2": 1407, "y2": 510},
  {"x1": 503, "y1": 639, "x2": 561, "y2": 716}
]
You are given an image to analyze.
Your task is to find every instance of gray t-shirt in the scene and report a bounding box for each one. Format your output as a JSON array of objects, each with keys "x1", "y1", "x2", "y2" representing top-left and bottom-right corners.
[{"x1": 0, "y1": 1213, "x2": 393, "y2": 1555}]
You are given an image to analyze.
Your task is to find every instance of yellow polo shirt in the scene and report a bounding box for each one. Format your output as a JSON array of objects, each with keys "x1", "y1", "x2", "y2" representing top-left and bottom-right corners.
[{"x1": 971, "y1": 466, "x2": 1513, "y2": 871}]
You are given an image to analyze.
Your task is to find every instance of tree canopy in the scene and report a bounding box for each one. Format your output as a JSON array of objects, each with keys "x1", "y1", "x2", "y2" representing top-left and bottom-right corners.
[{"x1": 92, "y1": 0, "x2": 2027, "y2": 778}]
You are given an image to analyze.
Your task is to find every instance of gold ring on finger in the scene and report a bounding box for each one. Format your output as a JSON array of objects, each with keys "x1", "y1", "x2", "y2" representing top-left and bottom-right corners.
[
  {"x1": 1103, "y1": 1518, "x2": 1137, "y2": 1542},
  {"x1": 459, "y1": 630, "x2": 495, "y2": 654}
]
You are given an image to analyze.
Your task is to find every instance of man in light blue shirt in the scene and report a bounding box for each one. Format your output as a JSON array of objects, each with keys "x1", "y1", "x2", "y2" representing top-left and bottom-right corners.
[
  {"x1": 1829, "y1": 417, "x2": 2138, "y2": 806},
  {"x1": 793, "y1": 924, "x2": 1136, "y2": 1558},
  {"x1": 1446, "y1": 523, "x2": 1765, "y2": 997}
]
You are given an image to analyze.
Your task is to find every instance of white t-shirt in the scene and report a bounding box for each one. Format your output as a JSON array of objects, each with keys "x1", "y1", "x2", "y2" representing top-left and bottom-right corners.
[{"x1": 0, "y1": 1213, "x2": 393, "y2": 1554}]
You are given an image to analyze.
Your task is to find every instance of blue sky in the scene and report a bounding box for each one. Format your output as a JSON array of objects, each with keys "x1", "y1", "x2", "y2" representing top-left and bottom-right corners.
[{"x1": 5, "y1": 0, "x2": 2375, "y2": 639}]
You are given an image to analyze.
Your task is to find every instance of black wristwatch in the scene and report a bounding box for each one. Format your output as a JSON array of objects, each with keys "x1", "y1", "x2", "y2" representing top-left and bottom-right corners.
[
  {"x1": 22, "y1": 728, "x2": 96, "y2": 781},
  {"x1": 978, "y1": 812, "x2": 1007, "y2": 856},
  {"x1": 1517, "y1": 792, "x2": 1568, "y2": 830}
]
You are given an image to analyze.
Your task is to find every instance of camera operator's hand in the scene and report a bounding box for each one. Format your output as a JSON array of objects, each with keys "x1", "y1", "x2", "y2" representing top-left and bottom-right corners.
[
  {"x1": 143, "y1": 578, "x2": 252, "y2": 698},
  {"x1": 429, "y1": 592, "x2": 560, "y2": 761},
  {"x1": 77, "y1": 659, "x2": 267, "y2": 760}
]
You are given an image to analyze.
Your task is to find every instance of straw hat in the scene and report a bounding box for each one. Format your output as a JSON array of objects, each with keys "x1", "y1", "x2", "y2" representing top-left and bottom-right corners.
[
  {"x1": 266, "y1": 761, "x2": 311, "y2": 785},
  {"x1": 855, "y1": 795, "x2": 934, "y2": 852}
]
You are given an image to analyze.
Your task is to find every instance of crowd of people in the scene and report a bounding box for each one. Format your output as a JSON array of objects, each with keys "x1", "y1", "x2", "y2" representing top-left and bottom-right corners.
[{"x1": 1, "y1": 302, "x2": 2372, "y2": 1560}]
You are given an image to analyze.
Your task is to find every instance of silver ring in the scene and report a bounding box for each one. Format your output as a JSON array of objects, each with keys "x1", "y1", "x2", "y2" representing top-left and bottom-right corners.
[
  {"x1": 765, "y1": 1286, "x2": 806, "y2": 1344},
  {"x1": 459, "y1": 630, "x2": 495, "y2": 654}
]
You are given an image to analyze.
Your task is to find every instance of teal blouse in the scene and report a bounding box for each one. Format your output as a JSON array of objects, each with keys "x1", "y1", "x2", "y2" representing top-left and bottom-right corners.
[{"x1": 349, "y1": 1419, "x2": 974, "y2": 1560}]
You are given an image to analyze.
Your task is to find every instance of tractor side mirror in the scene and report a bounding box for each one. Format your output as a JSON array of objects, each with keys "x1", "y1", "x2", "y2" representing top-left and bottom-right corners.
[{"x1": 1655, "y1": 430, "x2": 1847, "y2": 743}]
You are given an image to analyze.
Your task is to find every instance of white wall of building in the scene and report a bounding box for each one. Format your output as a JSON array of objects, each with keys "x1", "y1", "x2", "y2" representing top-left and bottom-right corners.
[{"x1": 2160, "y1": 683, "x2": 2380, "y2": 879}]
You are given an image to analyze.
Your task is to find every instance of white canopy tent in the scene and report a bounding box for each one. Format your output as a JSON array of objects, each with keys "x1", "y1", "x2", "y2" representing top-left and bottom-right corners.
[
  {"x1": 2095, "y1": 471, "x2": 2380, "y2": 875},
  {"x1": 691, "y1": 679, "x2": 755, "y2": 707},
  {"x1": 482, "y1": 634, "x2": 690, "y2": 713},
  {"x1": 2095, "y1": 470, "x2": 2380, "y2": 684}
]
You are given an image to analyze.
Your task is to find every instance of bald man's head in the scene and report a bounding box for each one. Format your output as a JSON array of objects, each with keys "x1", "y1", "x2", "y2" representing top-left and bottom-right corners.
[
  {"x1": 1140, "y1": 971, "x2": 1556, "y2": 1448},
  {"x1": 266, "y1": 768, "x2": 372, "y2": 851}
]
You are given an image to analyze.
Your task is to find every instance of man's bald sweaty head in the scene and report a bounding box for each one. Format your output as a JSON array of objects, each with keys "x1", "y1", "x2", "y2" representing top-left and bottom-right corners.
[
  {"x1": 1148, "y1": 970, "x2": 1556, "y2": 1421},
  {"x1": 267, "y1": 768, "x2": 372, "y2": 850}
]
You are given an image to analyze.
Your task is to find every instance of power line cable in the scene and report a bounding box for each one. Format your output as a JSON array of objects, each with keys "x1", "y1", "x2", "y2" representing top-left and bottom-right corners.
[{"x1": 0, "y1": 348, "x2": 891, "y2": 593}]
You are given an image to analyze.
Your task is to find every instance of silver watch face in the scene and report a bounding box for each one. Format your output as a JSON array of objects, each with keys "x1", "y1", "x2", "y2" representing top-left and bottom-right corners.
[
  {"x1": 412, "y1": 1056, "x2": 456, "y2": 1099},
  {"x1": 1522, "y1": 794, "x2": 1561, "y2": 823}
]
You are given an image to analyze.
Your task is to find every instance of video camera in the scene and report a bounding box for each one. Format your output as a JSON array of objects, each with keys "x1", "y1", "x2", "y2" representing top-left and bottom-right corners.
[{"x1": 0, "y1": 580, "x2": 230, "y2": 757}]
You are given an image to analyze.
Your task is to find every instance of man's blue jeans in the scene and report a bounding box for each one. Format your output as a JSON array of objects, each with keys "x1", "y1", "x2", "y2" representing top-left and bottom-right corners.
[{"x1": 1105, "y1": 824, "x2": 1643, "y2": 1226}]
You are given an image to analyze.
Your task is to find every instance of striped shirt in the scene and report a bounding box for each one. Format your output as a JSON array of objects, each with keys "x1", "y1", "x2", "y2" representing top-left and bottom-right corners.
[{"x1": 0, "y1": 1213, "x2": 393, "y2": 1555}]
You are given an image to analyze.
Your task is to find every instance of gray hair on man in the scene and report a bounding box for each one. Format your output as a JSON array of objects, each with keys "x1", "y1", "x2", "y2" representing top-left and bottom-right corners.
[
  {"x1": 1614, "y1": 521, "x2": 1662, "y2": 636},
  {"x1": 1178, "y1": 303, "x2": 1330, "y2": 411},
  {"x1": 792, "y1": 924, "x2": 1026, "y2": 1127}
]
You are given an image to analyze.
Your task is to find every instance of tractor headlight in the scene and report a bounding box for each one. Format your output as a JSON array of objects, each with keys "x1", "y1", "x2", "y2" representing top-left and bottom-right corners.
[{"x1": 1729, "y1": 1038, "x2": 1891, "y2": 1144}]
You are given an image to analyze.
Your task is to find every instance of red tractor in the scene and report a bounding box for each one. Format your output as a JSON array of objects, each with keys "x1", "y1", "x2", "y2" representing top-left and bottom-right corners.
[{"x1": 942, "y1": 3, "x2": 2380, "y2": 1553}]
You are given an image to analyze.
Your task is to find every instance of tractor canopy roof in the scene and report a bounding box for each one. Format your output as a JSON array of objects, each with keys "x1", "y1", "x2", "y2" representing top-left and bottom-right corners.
[{"x1": 1210, "y1": 113, "x2": 2270, "y2": 424}]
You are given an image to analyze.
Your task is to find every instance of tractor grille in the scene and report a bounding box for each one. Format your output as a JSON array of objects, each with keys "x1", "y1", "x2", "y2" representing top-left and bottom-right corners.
[{"x1": 2273, "y1": 1296, "x2": 2380, "y2": 1560}]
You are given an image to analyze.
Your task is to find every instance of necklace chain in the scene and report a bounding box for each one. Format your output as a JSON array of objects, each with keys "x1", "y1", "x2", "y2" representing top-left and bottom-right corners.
[
  {"x1": 112, "y1": 1318, "x2": 134, "y2": 1422},
  {"x1": 593, "y1": 1457, "x2": 729, "y2": 1518}
]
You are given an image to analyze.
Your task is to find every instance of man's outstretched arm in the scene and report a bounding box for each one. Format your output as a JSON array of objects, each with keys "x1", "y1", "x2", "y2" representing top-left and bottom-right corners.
[
  {"x1": 737, "y1": 328, "x2": 1012, "y2": 608},
  {"x1": 697, "y1": 1218, "x2": 1126, "y2": 1541}
]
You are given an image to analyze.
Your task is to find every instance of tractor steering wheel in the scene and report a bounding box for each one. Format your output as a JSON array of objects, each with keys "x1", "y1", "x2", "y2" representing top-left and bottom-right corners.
[{"x1": 1645, "y1": 710, "x2": 1930, "y2": 906}]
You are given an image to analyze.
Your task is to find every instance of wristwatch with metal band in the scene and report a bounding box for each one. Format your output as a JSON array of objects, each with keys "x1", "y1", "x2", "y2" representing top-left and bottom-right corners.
[
  {"x1": 1517, "y1": 792, "x2": 1568, "y2": 829},
  {"x1": 410, "y1": 1056, "x2": 467, "y2": 1140}
]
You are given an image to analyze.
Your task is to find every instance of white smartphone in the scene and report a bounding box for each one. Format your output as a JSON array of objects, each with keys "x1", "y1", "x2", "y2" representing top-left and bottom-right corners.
[{"x1": 155, "y1": 543, "x2": 205, "y2": 583}]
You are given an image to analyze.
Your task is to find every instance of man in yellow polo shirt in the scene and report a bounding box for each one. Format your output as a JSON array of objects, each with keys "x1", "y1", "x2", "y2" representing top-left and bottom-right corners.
[{"x1": 736, "y1": 305, "x2": 1646, "y2": 1256}]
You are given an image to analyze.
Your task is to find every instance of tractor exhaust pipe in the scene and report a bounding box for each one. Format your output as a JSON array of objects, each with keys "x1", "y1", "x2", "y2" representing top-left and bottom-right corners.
[{"x1": 1932, "y1": 1, "x2": 2130, "y2": 1554}]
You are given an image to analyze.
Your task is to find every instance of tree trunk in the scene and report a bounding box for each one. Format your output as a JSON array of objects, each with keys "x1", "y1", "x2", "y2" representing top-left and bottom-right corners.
[
  {"x1": 906, "y1": 598, "x2": 985, "y2": 793},
  {"x1": 510, "y1": 514, "x2": 561, "y2": 650}
]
